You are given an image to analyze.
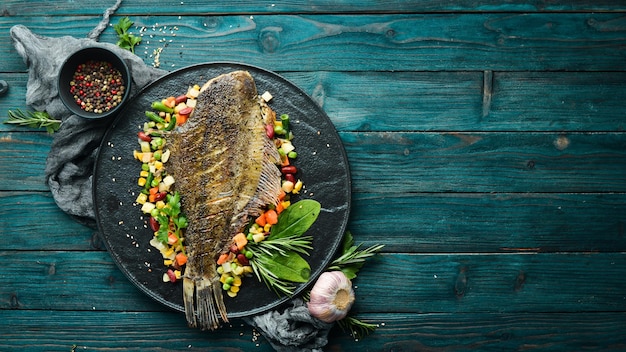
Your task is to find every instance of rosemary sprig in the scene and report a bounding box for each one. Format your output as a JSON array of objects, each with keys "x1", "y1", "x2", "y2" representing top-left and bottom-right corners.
[
  {"x1": 337, "y1": 316, "x2": 379, "y2": 340},
  {"x1": 4, "y1": 109, "x2": 61, "y2": 134},
  {"x1": 327, "y1": 231, "x2": 384, "y2": 279},
  {"x1": 251, "y1": 234, "x2": 313, "y2": 257}
]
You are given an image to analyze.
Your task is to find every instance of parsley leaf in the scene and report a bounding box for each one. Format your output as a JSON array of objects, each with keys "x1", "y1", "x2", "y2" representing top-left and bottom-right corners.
[{"x1": 113, "y1": 17, "x2": 142, "y2": 53}]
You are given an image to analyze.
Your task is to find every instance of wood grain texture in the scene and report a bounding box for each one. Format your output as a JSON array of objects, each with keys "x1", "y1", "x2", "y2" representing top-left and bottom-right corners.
[
  {"x1": 4, "y1": 191, "x2": 625, "y2": 253},
  {"x1": 341, "y1": 131, "x2": 626, "y2": 193},
  {"x1": 2, "y1": 13, "x2": 626, "y2": 72},
  {"x1": 3, "y1": 1, "x2": 625, "y2": 16},
  {"x1": 4, "y1": 71, "x2": 626, "y2": 133},
  {"x1": 2, "y1": 131, "x2": 625, "y2": 193},
  {"x1": 2, "y1": 251, "x2": 625, "y2": 314},
  {"x1": 1, "y1": 310, "x2": 625, "y2": 351}
]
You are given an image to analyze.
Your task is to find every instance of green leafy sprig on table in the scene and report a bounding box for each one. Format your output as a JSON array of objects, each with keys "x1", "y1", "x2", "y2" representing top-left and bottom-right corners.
[
  {"x1": 247, "y1": 199, "x2": 320, "y2": 296},
  {"x1": 113, "y1": 17, "x2": 142, "y2": 53},
  {"x1": 4, "y1": 109, "x2": 61, "y2": 134},
  {"x1": 331, "y1": 231, "x2": 384, "y2": 339}
]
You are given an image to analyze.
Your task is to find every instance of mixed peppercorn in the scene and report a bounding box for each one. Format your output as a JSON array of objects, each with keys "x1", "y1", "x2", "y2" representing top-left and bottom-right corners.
[{"x1": 69, "y1": 60, "x2": 125, "y2": 114}]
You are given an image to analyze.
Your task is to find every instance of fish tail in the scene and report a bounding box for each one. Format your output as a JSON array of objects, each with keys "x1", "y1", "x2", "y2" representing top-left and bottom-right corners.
[{"x1": 183, "y1": 276, "x2": 228, "y2": 330}]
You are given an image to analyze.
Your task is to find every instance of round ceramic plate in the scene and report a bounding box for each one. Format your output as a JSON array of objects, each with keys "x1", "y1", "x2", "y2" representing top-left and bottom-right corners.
[{"x1": 93, "y1": 62, "x2": 351, "y2": 317}]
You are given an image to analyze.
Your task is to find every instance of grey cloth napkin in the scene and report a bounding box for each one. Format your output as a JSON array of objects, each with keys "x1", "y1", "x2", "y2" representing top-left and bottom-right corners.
[{"x1": 9, "y1": 6, "x2": 332, "y2": 351}]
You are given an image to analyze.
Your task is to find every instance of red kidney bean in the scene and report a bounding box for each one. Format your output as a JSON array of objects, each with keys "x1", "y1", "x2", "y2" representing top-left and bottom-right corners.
[
  {"x1": 237, "y1": 253, "x2": 249, "y2": 266},
  {"x1": 154, "y1": 192, "x2": 167, "y2": 202},
  {"x1": 230, "y1": 244, "x2": 239, "y2": 254},
  {"x1": 166, "y1": 269, "x2": 177, "y2": 283},
  {"x1": 138, "y1": 131, "x2": 152, "y2": 142},
  {"x1": 178, "y1": 107, "x2": 193, "y2": 115},
  {"x1": 149, "y1": 217, "x2": 160, "y2": 232},
  {"x1": 175, "y1": 95, "x2": 188, "y2": 104},
  {"x1": 281, "y1": 165, "x2": 297, "y2": 175},
  {"x1": 285, "y1": 173, "x2": 296, "y2": 183}
]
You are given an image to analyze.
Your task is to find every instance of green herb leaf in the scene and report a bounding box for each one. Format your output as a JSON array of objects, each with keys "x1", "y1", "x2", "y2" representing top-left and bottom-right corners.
[
  {"x1": 113, "y1": 17, "x2": 142, "y2": 53},
  {"x1": 4, "y1": 109, "x2": 61, "y2": 133},
  {"x1": 270, "y1": 199, "x2": 320, "y2": 240},
  {"x1": 256, "y1": 251, "x2": 311, "y2": 283},
  {"x1": 328, "y1": 231, "x2": 384, "y2": 279}
]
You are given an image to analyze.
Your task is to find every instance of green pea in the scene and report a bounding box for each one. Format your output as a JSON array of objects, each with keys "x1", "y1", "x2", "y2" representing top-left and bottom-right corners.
[
  {"x1": 150, "y1": 208, "x2": 160, "y2": 217},
  {"x1": 222, "y1": 283, "x2": 231, "y2": 291},
  {"x1": 141, "y1": 163, "x2": 150, "y2": 171},
  {"x1": 288, "y1": 151, "x2": 297, "y2": 159},
  {"x1": 245, "y1": 250, "x2": 254, "y2": 259},
  {"x1": 225, "y1": 277, "x2": 234, "y2": 285},
  {"x1": 274, "y1": 125, "x2": 285, "y2": 135}
]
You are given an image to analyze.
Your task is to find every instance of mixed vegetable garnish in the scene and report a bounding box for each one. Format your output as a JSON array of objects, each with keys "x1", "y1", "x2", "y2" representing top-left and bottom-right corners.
[{"x1": 133, "y1": 85, "x2": 311, "y2": 298}]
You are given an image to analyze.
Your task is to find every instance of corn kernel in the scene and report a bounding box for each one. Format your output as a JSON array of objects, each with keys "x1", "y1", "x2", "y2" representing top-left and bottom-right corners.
[
  {"x1": 230, "y1": 285, "x2": 240, "y2": 293},
  {"x1": 163, "y1": 259, "x2": 173, "y2": 266},
  {"x1": 264, "y1": 223, "x2": 272, "y2": 232},
  {"x1": 138, "y1": 177, "x2": 147, "y2": 187},
  {"x1": 227, "y1": 290, "x2": 238, "y2": 298},
  {"x1": 293, "y1": 180, "x2": 303, "y2": 193},
  {"x1": 156, "y1": 200, "x2": 166, "y2": 209},
  {"x1": 154, "y1": 161, "x2": 163, "y2": 170},
  {"x1": 220, "y1": 273, "x2": 230, "y2": 284},
  {"x1": 133, "y1": 150, "x2": 142, "y2": 160},
  {"x1": 281, "y1": 200, "x2": 291, "y2": 209},
  {"x1": 174, "y1": 270, "x2": 182, "y2": 279},
  {"x1": 232, "y1": 276, "x2": 242, "y2": 287},
  {"x1": 136, "y1": 193, "x2": 148, "y2": 204},
  {"x1": 140, "y1": 170, "x2": 149, "y2": 178}
]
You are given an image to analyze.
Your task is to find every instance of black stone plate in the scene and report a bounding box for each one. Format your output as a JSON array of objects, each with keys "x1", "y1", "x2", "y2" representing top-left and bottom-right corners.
[{"x1": 93, "y1": 63, "x2": 351, "y2": 318}]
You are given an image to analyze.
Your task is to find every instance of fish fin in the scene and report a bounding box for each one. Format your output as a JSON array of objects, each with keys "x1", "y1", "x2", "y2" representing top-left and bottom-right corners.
[{"x1": 183, "y1": 276, "x2": 228, "y2": 330}]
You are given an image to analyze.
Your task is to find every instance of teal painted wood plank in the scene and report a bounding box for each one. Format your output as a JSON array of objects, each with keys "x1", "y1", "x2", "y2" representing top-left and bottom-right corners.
[
  {"x1": 351, "y1": 252, "x2": 626, "y2": 314},
  {"x1": 2, "y1": 251, "x2": 625, "y2": 313},
  {"x1": 0, "y1": 250, "x2": 162, "y2": 311},
  {"x1": 3, "y1": 13, "x2": 626, "y2": 72},
  {"x1": 5, "y1": 71, "x2": 626, "y2": 133},
  {"x1": 341, "y1": 131, "x2": 626, "y2": 193},
  {"x1": 3, "y1": 0, "x2": 626, "y2": 16},
  {"x1": 4, "y1": 191, "x2": 625, "y2": 253},
  {"x1": 349, "y1": 192, "x2": 626, "y2": 253},
  {"x1": 1, "y1": 310, "x2": 625, "y2": 351},
  {"x1": 0, "y1": 192, "x2": 94, "y2": 250},
  {"x1": 0, "y1": 132, "x2": 51, "y2": 192},
  {"x1": 2, "y1": 131, "x2": 625, "y2": 193}
]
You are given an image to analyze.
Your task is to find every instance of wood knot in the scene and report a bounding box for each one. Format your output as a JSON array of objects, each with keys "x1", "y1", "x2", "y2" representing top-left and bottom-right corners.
[
  {"x1": 90, "y1": 232, "x2": 104, "y2": 250},
  {"x1": 259, "y1": 27, "x2": 282, "y2": 53},
  {"x1": 514, "y1": 271, "x2": 526, "y2": 291},
  {"x1": 454, "y1": 267, "x2": 468, "y2": 298},
  {"x1": 9, "y1": 293, "x2": 19, "y2": 309},
  {"x1": 526, "y1": 160, "x2": 535, "y2": 169},
  {"x1": 554, "y1": 135, "x2": 570, "y2": 150}
]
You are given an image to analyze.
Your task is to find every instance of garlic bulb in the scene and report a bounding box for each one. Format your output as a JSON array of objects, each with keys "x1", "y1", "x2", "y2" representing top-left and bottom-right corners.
[{"x1": 308, "y1": 271, "x2": 355, "y2": 323}]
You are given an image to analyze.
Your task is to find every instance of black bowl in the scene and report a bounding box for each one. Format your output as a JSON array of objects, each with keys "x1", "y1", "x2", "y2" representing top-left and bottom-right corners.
[{"x1": 58, "y1": 47, "x2": 131, "y2": 119}]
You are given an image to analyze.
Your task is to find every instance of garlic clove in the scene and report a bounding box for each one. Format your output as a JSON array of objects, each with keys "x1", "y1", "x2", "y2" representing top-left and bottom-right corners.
[{"x1": 308, "y1": 271, "x2": 355, "y2": 323}]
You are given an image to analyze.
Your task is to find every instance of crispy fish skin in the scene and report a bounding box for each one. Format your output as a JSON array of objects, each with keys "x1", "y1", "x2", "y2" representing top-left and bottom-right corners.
[{"x1": 168, "y1": 71, "x2": 281, "y2": 330}]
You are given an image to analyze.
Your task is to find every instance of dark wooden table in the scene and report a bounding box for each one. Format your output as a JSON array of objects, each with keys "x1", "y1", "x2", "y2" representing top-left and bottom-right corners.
[{"x1": 2, "y1": 1, "x2": 626, "y2": 351}]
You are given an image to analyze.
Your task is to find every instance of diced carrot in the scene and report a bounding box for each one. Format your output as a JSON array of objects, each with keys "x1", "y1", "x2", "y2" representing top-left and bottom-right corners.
[
  {"x1": 255, "y1": 213, "x2": 267, "y2": 227},
  {"x1": 278, "y1": 190, "x2": 286, "y2": 201},
  {"x1": 177, "y1": 114, "x2": 189, "y2": 125},
  {"x1": 217, "y1": 253, "x2": 229, "y2": 265},
  {"x1": 149, "y1": 194, "x2": 156, "y2": 203},
  {"x1": 233, "y1": 232, "x2": 248, "y2": 250},
  {"x1": 281, "y1": 155, "x2": 290, "y2": 167},
  {"x1": 168, "y1": 233, "x2": 178, "y2": 245},
  {"x1": 275, "y1": 202, "x2": 285, "y2": 214},
  {"x1": 165, "y1": 96, "x2": 176, "y2": 108},
  {"x1": 265, "y1": 209, "x2": 278, "y2": 225},
  {"x1": 149, "y1": 187, "x2": 159, "y2": 195},
  {"x1": 175, "y1": 252, "x2": 188, "y2": 266}
]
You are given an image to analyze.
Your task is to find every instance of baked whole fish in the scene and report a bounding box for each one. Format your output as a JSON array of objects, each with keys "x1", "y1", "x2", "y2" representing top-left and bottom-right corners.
[{"x1": 167, "y1": 70, "x2": 282, "y2": 330}]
